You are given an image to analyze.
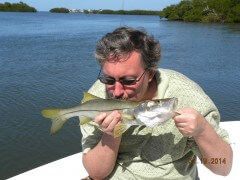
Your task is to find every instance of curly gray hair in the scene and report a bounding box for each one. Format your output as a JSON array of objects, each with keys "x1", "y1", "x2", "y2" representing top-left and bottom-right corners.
[{"x1": 95, "y1": 27, "x2": 161, "y2": 70}]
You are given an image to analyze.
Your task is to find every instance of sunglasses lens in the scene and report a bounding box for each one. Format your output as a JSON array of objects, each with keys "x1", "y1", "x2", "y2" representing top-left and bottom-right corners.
[
  {"x1": 106, "y1": 79, "x2": 116, "y2": 85},
  {"x1": 99, "y1": 77, "x2": 115, "y2": 85},
  {"x1": 121, "y1": 79, "x2": 136, "y2": 85}
]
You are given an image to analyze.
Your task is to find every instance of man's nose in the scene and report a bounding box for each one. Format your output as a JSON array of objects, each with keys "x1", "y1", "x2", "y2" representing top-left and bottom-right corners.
[{"x1": 113, "y1": 81, "x2": 124, "y2": 99}]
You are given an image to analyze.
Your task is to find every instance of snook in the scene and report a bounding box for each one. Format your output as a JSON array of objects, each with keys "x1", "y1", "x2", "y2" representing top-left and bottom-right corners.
[{"x1": 41, "y1": 92, "x2": 178, "y2": 137}]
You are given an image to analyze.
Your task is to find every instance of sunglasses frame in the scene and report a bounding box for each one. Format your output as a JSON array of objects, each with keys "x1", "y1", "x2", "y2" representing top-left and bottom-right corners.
[{"x1": 97, "y1": 68, "x2": 146, "y2": 86}]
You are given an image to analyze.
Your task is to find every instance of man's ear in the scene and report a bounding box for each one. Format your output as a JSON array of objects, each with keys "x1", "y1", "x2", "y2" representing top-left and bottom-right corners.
[{"x1": 148, "y1": 69, "x2": 157, "y2": 82}]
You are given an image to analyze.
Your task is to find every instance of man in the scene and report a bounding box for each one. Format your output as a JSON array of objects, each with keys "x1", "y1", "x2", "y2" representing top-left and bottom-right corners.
[{"x1": 81, "y1": 27, "x2": 232, "y2": 179}]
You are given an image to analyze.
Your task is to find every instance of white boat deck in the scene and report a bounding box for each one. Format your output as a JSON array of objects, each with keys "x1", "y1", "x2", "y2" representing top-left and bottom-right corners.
[{"x1": 8, "y1": 121, "x2": 240, "y2": 180}]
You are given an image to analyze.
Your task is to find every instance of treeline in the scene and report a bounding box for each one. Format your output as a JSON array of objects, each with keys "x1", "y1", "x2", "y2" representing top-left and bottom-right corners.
[
  {"x1": 50, "y1": 8, "x2": 70, "y2": 13},
  {"x1": 0, "y1": 1, "x2": 37, "y2": 12},
  {"x1": 51, "y1": 8, "x2": 161, "y2": 15},
  {"x1": 98, "y1": 9, "x2": 161, "y2": 15},
  {"x1": 159, "y1": 0, "x2": 240, "y2": 23}
]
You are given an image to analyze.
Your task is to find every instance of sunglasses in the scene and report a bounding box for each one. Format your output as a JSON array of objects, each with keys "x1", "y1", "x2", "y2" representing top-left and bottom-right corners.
[{"x1": 98, "y1": 68, "x2": 146, "y2": 86}]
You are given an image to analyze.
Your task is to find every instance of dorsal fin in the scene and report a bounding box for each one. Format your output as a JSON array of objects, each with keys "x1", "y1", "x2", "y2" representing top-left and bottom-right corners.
[{"x1": 82, "y1": 92, "x2": 101, "y2": 103}]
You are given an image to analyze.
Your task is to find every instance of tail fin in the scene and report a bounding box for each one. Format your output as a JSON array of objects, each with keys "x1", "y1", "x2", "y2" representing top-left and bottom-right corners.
[
  {"x1": 114, "y1": 123, "x2": 129, "y2": 138},
  {"x1": 41, "y1": 109, "x2": 67, "y2": 134}
]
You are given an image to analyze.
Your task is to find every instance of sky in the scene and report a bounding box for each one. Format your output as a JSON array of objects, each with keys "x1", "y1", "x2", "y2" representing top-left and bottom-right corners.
[{"x1": 0, "y1": 0, "x2": 182, "y2": 11}]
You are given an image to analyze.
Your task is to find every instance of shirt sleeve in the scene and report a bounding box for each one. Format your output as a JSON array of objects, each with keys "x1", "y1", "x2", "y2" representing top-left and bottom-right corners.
[
  {"x1": 188, "y1": 110, "x2": 231, "y2": 157},
  {"x1": 163, "y1": 69, "x2": 231, "y2": 157}
]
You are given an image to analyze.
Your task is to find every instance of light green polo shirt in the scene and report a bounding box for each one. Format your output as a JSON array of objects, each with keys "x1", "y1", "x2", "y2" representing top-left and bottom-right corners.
[{"x1": 80, "y1": 69, "x2": 230, "y2": 180}]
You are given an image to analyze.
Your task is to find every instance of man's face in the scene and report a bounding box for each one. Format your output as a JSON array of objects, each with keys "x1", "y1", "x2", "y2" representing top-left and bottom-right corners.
[{"x1": 102, "y1": 51, "x2": 154, "y2": 101}]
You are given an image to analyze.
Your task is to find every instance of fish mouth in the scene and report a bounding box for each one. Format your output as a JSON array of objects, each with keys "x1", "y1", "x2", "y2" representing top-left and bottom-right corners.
[{"x1": 110, "y1": 96, "x2": 138, "y2": 102}]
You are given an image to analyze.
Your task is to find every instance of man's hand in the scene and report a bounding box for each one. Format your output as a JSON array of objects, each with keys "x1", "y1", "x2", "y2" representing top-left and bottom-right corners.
[
  {"x1": 95, "y1": 110, "x2": 122, "y2": 136},
  {"x1": 173, "y1": 108, "x2": 207, "y2": 137}
]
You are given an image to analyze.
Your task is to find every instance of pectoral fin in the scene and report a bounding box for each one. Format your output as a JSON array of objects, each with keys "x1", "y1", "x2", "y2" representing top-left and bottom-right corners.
[
  {"x1": 121, "y1": 113, "x2": 135, "y2": 120},
  {"x1": 79, "y1": 117, "x2": 92, "y2": 125},
  {"x1": 114, "y1": 123, "x2": 129, "y2": 138}
]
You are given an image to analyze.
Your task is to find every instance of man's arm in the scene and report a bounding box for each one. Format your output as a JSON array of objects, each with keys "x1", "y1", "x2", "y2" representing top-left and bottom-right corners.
[
  {"x1": 82, "y1": 111, "x2": 122, "y2": 179},
  {"x1": 174, "y1": 108, "x2": 233, "y2": 176}
]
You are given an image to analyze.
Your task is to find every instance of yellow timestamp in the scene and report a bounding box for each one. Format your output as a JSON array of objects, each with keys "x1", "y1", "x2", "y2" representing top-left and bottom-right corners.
[
  {"x1": 188, "y1": 157, "x2": 227, "y2": 165},
  {"x1": 200, "y1": 157, "x2": 226, "y2": 164}
]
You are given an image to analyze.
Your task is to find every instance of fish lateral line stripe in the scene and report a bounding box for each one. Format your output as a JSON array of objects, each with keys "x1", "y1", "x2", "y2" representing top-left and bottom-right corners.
[{"x1": 57, "y1": 108, "x2": 134, "y2": 119}]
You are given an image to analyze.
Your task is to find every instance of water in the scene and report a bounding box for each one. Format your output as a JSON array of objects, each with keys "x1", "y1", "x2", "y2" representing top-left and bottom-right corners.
[{"x1": 0, "y1": 12, "x2": 240, "y2": 179}]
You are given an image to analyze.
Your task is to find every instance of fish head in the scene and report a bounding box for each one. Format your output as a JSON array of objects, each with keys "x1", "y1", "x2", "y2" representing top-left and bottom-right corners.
[
  {"x1": 133, "y1": 98, "x2": 178, "y2": 127},
  {"x1": 153, "y1": 98, "x2": 178, "y2": 113}
]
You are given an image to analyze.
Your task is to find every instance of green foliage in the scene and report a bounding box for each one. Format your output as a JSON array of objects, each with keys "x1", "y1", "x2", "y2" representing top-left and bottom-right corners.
[
  {"x1": 98, "y1": 9, "x2": 161, "y2": 15},
  {"x1": 159, "y1": 5, "x2": 177, "y2": 19},
  {"x1": 159, "y1": 0, "x2": 240, "y2": 23},
  {"x1": 201, "y1": 13, "x2": 221, "y2": 22},
  {"x1": 178, "y1": 1, "x2": 194, "y2": 17},
  {"x1": 183, "y1": 8, "x2": 203, "y2": 22},
  {"x1": 50, "y1": 7, "x2": 69, "y2": 13},
  {"x1": 227, "y1": 4, "x2": 240, "y2": 22},
  {"x1": 0, "y1": 1, "x2": 37, "y2": 12}
]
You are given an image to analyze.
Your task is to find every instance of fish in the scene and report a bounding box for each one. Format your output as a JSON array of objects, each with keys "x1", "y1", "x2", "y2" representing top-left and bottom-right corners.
[{"x1": 41, "y1": 92, "x2": 179, "y2": 137}]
